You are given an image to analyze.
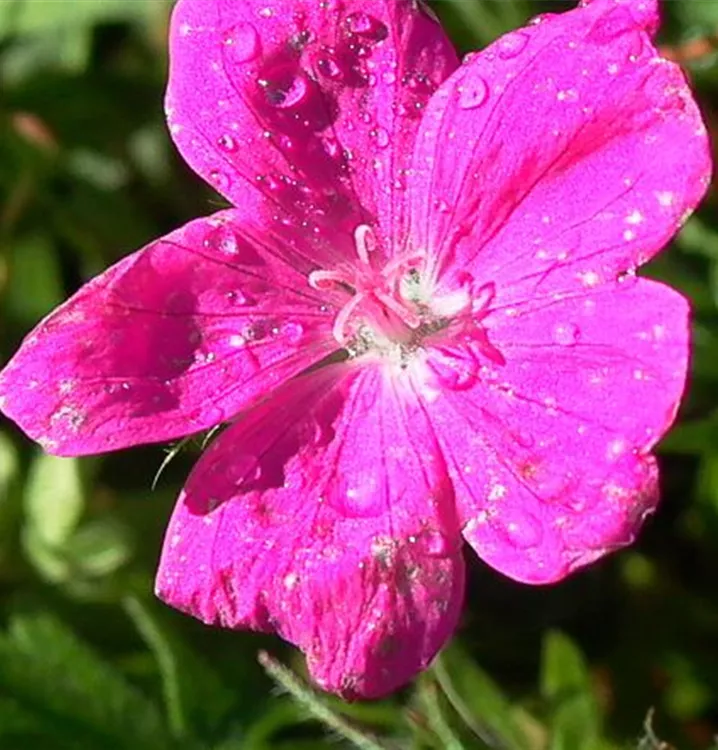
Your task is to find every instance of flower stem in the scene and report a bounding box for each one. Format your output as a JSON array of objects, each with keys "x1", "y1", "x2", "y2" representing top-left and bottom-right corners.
[{"x1": 258, "y1": 651, "x2": 393, "y2": 750}]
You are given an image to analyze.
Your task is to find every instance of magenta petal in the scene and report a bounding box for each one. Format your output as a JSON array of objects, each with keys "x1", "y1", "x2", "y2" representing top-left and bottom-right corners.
[
  {"x1": 167, "y1": 0, "x2": 458, "y2": 255},
  {"x1": 410, "y1": 0, "x2": 711, "y2": 296},
  {"x1": 425, "y1": 279, "x2": 689, "y2": 584},
  {"x1": 0, "y1": 211, "x2": 335, "y2": 455},
  {"x1": 156, "y1": 365, "x2": 464, "y2": 698}
]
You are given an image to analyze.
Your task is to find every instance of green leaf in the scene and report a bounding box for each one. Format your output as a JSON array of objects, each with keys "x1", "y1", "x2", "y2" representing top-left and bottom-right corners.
[
  {"x1": 676, "y1": 216, "x2": 718, "y2": 261},
  {"x1": 0, "y1": 432, "x2": 21, "y2": 550},
  {"x1": 433, "y1": 643, "x2": 529, "y2": 750},
  {"x1": 416, "y1": 675, "x2": 466, "y2": 750},
  {"x1": 540, "y1": 631, "x2": 600, "y2": 750},
  {"x1": 0, "y1": 611, "x2": 173, "y2": 749},
  {"x1": 123, "y1": 595, "x2": 235, "y2": 740},
  {"x1": 3, "y1": 233, "x2": 64, "y2": 325},
  {"x1": 0, "y1": 0, "x2": 160, "y2": 41},
  {"x1": 24, "y1": 453, "x2": 84, "y2": 549},
  {"x1": 659, "y1": 417, "x2": 718, "y2": 455}
]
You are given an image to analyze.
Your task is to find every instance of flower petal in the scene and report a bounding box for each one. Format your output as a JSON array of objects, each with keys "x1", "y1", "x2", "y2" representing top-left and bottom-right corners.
[
  {"x1": 156, "y1": 364, "x2": 464, "y2": 698},
  {"x1": 409, "y1": 0, "x2": 711, "y2": 297},
  {"x1": 167, "y1": 0, "x2": 458, "y2": 256},
  {"x1": 0, "y1": 210, "x2": 335, "y2": 455},
  {"x1": 424, "y1": 279, "x2": 688, "y2": 584}
]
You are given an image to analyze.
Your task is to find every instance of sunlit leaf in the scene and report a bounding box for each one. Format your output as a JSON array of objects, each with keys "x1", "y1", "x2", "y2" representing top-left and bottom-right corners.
[
  {"x1": 541, "y1": 631, "x2": 601, "y2": 750},
  {"x1": 433, "y1": 643, "x2": 529, "y2": 750},
  {"x1": 0, "y1": 611, "x2": 174, "y2": 749}
]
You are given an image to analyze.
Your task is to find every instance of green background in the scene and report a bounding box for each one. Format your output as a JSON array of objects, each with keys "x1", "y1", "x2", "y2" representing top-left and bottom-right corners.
[{"x1": 1, "y1": 0, "x2": 717, "y2": 748}]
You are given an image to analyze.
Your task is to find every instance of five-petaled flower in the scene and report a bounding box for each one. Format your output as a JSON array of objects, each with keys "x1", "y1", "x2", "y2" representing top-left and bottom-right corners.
[{"x1": 0, "y1": 0, "x2": 711, "y2": 698}]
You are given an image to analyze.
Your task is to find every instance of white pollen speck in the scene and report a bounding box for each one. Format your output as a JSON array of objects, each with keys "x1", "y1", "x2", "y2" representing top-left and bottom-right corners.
[
  {"x1": 607, "y1": 438, "x2": 627, "y2": 459},
  {"x1": 229, "y1": 334, "x2": 246, "y2": 347},
  {"x1": 556, "y1": 89, "x2": 578, "y2": 102},
  {"x1": 656, "y1": 191, "x2": 675, "y2": 207},
  {"x1": 578, "y1": 270, "x2": 600, "y2": 287},
  {"x1": 171, "y1": 534, "x2": 182, "y2": 547},
  {"x1": 623, "y1": 229, "x2": 636, "y2": 241},
  {"x1": 625, "y1": 210, "x2": 644, "y2": 225},
  {"x1": 284, "y1": 572, "x2": 299, "y2": 589},
  {"x1": 488, "y1": 484, "x2": 507, "y2": 501}
]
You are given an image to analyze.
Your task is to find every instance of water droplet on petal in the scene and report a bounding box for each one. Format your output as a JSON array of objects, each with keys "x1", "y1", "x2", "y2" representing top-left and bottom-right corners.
[
  {"x1": 552, "y1": 322, "x2": 580, "y2": 347},
  {"x1": 217, "y1": 134, "x2": 237, "y2": 152},
  {"x1": 515, "y1": 429, "x2": 535, "y2": 449},
  {"x1": 370, "y1": 126, "x2": 390, "y2": 148},
  {"x1": 282, "y1": 321, "x2": 304, "y2": 344},
  {"x1": 411, "y1": 528, "x2": 453, "y2": 557},
  {"x1": 223, "y1": 23, "x2": 261, "y2": 62},
  {"x1": 497, "y1": 30, "x2": 528, "y2": 59},
  {"x1": 494, "y1": 510, "x2": 543, "y2": 549},
  {"x1": 259, "y1": 69, "x2": 310, "y2": 109},
  {"x1": 458, "y1": 77, "x2": 488, "y2": 109},
  {"x1": 345, "y1": 12, "x2": 388, "y2": 41},
  {"x1": 226, "y1": 289, "x2": 250, "y2": 306},
  {"x1": 204, "y1": 224, "x2": 240, "y2": 255},
  {"x1": 208, "y1": 169, "x2": 230, "y2": 191},
  {"x1": 316, "y1": 53, "x2": 345, "y2": 81}
]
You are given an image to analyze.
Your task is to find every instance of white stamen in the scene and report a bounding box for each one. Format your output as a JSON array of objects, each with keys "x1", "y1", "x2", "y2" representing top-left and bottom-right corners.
[{"x1": 354, "y1": 224, "x2": 376, "y2": 266}]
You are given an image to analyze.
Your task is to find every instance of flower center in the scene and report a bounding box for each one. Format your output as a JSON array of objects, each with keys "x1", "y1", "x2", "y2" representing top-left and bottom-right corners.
[
  {"x1": 309, "y1": 225, "x2": 427, "y2": 348},
  {"x1": 309, "y1": 224, "x2": 500, "y2": 366}
]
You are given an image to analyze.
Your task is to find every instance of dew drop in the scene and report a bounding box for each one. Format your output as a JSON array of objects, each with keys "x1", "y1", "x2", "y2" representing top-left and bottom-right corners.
[
  {"x1": 458, "y1": 77, "x2": 488, "y2": 110},
  {"x1": 412, "y1": 528, "x2": 452, "y2": 557},
  {"x1": 217, "y1": 133, "x2": 237, "y2": 152},
  {"x1": 204, "y1": 224, "x2": 240, "y2": 255},
  {"x1": 259, "y1": 69, "x2": 310, "y2": 109},
  {"x1": 316, "y1": 53, "x2": 344, "y2": 81},
  {"x1": 222, "y1": 23, "x2": 261, "y2": 62},
  {"x1": 345, "y1": 12, "x2": 388, "y2": 41},
  {"x1": 497, "y1": 30, "x2": 528, "y2": 59},
  {"x1": 515, "y1": 429, "x2": 535, "y2": 449},
  {"x1": 225, "y1": 289, "x2": 249, "y2": 306},
  {"x1": 495, "y1": 510, "x2": 543, "y2": 549},
  {"x1": 552, "y1": 322, "x2": 580, "y2": 347},
  {"x1": 208, "y1": 169, "x2": 230, "y2": 190},
  {"x1": 370, "y1": 126, "x2": 390, "y2": 148},
  {"x1": 281, "y1": 321, "x2": 304, "y2": 344}
]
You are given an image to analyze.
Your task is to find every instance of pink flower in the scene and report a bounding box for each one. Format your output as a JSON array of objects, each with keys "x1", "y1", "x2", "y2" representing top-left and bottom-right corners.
[{"x1": 0, "y1": 0, "x2": 711, "y2": 697}]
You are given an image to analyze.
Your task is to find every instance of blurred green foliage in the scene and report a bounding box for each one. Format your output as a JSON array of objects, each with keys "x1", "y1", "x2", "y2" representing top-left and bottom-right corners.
[{"x1": 1, "y1": 0, "x2": 718, "y2": 748}]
